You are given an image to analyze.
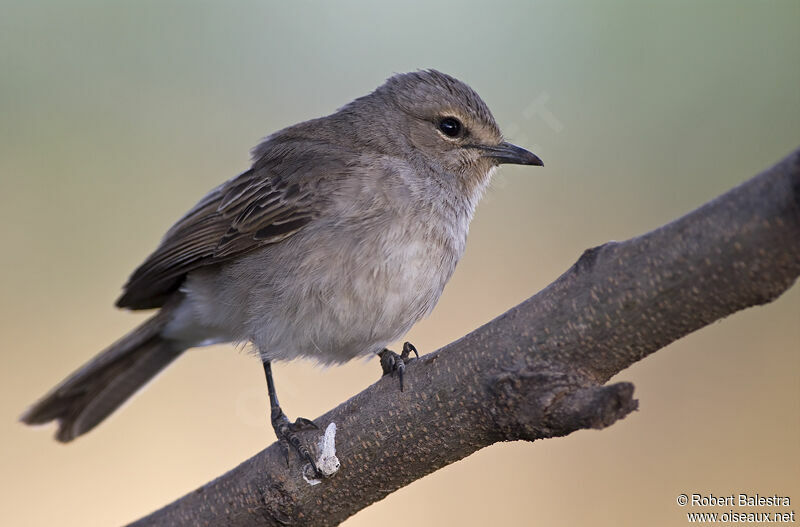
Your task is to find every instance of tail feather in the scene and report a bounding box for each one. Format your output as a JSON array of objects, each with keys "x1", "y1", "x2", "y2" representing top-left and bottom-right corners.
[{"x1": 21, "y1": 305, "x2": 185, "y2": 442}]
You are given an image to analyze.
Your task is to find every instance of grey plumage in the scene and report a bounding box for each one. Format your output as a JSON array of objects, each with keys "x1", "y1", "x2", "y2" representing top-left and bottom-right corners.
[
  {"x1": 22, "y1": 299, "x2": 183, "y2": 441},
  {"x1": 21, "y1": 69, "x2": 542, "y2": 441}
]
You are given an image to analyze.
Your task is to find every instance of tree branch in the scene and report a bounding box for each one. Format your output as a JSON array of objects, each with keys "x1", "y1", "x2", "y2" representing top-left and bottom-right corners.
[{"x1": 130, "y1": 147, "x2": 800, "y2": 527}]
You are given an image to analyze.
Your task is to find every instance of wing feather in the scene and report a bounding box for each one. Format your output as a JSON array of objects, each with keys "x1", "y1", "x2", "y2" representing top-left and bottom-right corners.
[{"x1": 116, "y1": 163, "x2": 316, "y2": 310}]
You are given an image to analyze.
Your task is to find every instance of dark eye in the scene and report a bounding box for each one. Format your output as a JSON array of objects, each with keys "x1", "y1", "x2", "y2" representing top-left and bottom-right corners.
[{"x1": 438, "y1": 117, "x2": 462, "y2": 138}]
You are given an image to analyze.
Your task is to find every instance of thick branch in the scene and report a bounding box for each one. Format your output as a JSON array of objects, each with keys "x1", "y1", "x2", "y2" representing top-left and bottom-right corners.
[{"x1": 131, "y1": 147, "x2": 800, "y2": 526}]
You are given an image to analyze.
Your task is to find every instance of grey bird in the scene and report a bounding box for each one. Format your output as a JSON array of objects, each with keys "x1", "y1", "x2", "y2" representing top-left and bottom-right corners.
[{"x1": 21, "y1": 69, "x2": 542, "y2": 472}]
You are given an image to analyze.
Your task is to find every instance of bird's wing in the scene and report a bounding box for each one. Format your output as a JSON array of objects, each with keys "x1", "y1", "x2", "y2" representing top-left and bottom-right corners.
[{"x1": 116, "y1": 164, "x2": 316, "y2": 310}]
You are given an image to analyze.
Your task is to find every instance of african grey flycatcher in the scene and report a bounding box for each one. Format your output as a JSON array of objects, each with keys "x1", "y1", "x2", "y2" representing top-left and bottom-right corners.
[{"x1": 21, "y1": 70, "x2": 542, "y2": 473}]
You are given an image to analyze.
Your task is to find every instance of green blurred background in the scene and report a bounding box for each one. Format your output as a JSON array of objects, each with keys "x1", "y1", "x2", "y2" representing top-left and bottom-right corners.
[{"x1": 1, "y1": 1, "x2": 798, "y2": 525}]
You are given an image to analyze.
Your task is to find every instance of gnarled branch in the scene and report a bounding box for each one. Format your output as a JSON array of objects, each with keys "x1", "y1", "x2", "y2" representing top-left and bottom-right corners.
[{"x1": 131, "y1": 147, "x2": 800, "y2": 527}]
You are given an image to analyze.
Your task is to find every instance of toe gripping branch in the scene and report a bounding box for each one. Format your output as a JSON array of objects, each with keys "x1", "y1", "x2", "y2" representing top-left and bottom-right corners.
[
  {"x1": 263, "y1": 361, "x2": 320, "y2": 476},
  {"x1": 379, "y1": 342, "x2": 419, "y2": 392},
  {"x1": 272, "y1": 408, "x2": 319, "y2": 475}
]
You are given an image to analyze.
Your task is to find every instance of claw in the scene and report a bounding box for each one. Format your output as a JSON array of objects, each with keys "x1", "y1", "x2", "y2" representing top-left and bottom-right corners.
[
  {"x1": 293, "y1": 417, "x2": 319, "y2": 431},
  {"x1": 402, "y1": 341, "x2": 419, "y2": 360},
  {"x1": 273, "y1": 412, "x2": 320, "y2": 475},
  {"x1": 263, "y1": 361, "x2": 320, "y2": 477},
  {"x1": 379, "y1": 342, "x2": 419, "y2": 392},
  {"x1": 279, "y1": 440, "x2": 291, "y2": 469},
  {"x1": 397, "y1": 362, "x2": 406, "y2": 392}
]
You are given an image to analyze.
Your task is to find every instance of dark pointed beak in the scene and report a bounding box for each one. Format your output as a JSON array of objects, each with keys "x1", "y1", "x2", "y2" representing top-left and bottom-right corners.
[{"x1": 479, "y1": 142, "x2": 543, "y2": 166}]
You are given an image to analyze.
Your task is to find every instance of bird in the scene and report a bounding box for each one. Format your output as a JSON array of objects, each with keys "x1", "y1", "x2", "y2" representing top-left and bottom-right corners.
[{"x1": 21, "y1": 69, "x2": 542, "y2": 473}]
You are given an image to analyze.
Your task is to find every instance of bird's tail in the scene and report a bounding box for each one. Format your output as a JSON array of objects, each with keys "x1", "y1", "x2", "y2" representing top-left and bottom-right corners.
[{"x1": 20, "y1": 304, "x2": 185, "y2": 442}]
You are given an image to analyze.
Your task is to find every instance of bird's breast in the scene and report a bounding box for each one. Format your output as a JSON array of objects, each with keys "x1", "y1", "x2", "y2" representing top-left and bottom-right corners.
[
  {"x1": 291, "y1": 209, "x2": 463, "y2": 362},
  {"x1": 352, "y1": 214, "x2": 454, "y2": 302},
  {"x1": 244, "y1": 188, "x2": 470, "y2": 364}
]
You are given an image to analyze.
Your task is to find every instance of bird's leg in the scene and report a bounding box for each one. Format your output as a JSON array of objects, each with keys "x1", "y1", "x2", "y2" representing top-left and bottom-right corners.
[
  {"x1": 263, "y1": 360, "x2": 319, "y2": 475},
  {"x1": 378, "y1": 341, "x2": 419, "y2": 392}
]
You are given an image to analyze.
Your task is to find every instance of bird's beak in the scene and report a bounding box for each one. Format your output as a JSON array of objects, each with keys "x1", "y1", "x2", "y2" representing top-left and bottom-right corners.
[{"x1": 479, "y1": 142, "x2": 543, "y2": 166}]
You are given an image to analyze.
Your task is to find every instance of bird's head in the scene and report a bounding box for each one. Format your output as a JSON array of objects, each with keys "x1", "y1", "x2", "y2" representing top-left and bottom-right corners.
[{"x1": 373, "y1": 70, "x2": 542, "y2": 185}]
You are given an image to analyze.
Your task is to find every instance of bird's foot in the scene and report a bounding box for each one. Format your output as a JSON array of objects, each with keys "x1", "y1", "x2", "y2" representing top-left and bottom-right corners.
[
  {"x1": 378, "y1": 341, "x2": 419, "y2": 392},
  {"x1": 271, "y1": 408, "x2": 320, "y2": 476}
]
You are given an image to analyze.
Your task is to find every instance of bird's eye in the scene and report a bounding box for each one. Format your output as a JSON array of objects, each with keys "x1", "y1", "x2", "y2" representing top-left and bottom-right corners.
[{"x1": 438, "y1": 117, "x2": 462, "y2": 138}]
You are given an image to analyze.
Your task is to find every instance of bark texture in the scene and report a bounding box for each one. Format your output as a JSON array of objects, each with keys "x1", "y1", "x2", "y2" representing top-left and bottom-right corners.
[{"x1": 131, "y1": 147, "x2": 800, "y2": 526}]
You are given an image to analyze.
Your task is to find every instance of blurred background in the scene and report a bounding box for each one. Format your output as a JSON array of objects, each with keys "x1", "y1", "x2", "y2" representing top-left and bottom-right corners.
[{"x1": 1, "y1": 1, "x2": 798, "y2": 525}]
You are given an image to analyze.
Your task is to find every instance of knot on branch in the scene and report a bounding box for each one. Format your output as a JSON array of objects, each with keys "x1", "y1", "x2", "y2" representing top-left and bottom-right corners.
[
  {"x1": 573, "y1": 241, "x2": 620, "y2": 274},
  {"x1": 256, "y1": 481, "x2": 295, "y2": 525},
  {"x1": 487, "y1": 367, "x2": 637, "y2": 442},
  {"x1": 546, "y1": 382, "x2": 638, "y2": 433}
]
